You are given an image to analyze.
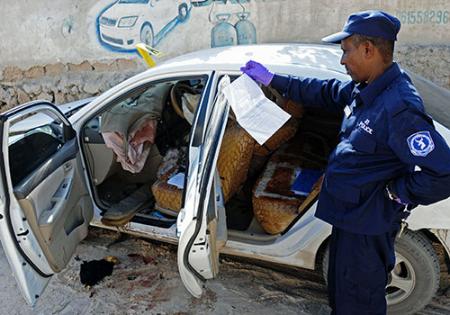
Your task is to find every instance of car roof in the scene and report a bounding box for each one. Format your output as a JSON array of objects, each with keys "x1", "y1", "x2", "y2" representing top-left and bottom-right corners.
[{"x1": 155, "y1": 43, "x2": 347, "y2": 75}]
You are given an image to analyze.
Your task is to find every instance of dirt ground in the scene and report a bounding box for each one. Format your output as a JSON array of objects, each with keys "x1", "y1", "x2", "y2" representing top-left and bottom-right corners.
[{"x1": 1, "y1": 227, "x2": 450, "y2": 315}]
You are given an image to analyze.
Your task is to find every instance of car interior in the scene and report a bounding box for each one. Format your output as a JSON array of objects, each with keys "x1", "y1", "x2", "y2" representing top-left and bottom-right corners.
[{"x1": 80, "y1": 76, "x2": 343, "y2": 240}]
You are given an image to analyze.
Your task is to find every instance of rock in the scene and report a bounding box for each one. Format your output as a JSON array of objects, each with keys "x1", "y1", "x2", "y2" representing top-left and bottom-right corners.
[
  {"x1": 9, "y1": 96, "x2": 18, "y2": 107},
  {"x1": 37, "y1": 91, "x2": 54, "y2": 102},
  {"x1": 83, "y1": 77, "x2": 103, "y2": 95},
  {"x1": 115, "y1": 59, "x2": 136, "y2": 71},
  {"x1": 68, "y1": 61, "x2": 93, "y2": 72},
  {"x1": 24, "y1": 66, "x2": 45, "y2": 79},
  {"x1": 0, "y1": 86, "x2": 9, "y2": 103},
  {"x1": 65, "y1": 94, "x2": 77, "y2": 102},
  {"x1": 70, "y1": 86, "x2": 79, "y2": 94},
  {"x1": 45, "y1": 63, "x2": 66, "y2": 76},
  {"x1": 7, "y1": 88, "x2": 16, "y2": 98},
  {"x1": 78, "y1": 92, "x2": 92, "y2": 99},
  {"x1": 2, "y1": 66, "x2": 23, "y2": 81},
  {"x1": 22, "y1": 82, "x2": 42, "y2": 95},
  {"x1": 112, "y1": 73, "x2": 128, "y2": 85},
  {"x1": 54, "y1": 91, "x2": 66, "y2": 105},
  {"x1": 0, "y1": 103, "x2": 13, "y2": 113},
  {"x1": 92, "y1": 62, "x2": 113, "y2": 72},
  {"x1": 17, "y1": 88, "x2": 30, "y2": 104}
]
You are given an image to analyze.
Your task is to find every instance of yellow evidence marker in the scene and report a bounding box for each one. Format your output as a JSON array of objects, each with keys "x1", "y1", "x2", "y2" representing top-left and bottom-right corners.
[{"x1": 136, "y1": 43, "x2": 163, "y2": 68}]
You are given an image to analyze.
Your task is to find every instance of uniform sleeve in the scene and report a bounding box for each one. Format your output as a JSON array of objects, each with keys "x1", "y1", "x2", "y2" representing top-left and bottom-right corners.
[
  {"x1": 270, "y1": 74, "x2": 354, "y2": 114},
  {"x1": 387, "y1": 107, "x2": 450, "y2": 205}
]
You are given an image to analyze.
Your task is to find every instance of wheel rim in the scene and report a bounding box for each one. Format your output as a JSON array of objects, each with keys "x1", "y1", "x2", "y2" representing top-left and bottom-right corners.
[
  {"x1": 178, "y1": 3, "x2": 188, "y2": 20},
  {"x1": 386, "y1": 252, "x2": 416, "y2": 305},
  {"x1": 140, "y1": 26, "x2": 153, "y2": 46}
]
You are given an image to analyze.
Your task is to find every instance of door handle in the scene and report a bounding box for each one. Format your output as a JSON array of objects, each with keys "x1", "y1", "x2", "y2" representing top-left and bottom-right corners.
[{"x1": 63, "y1": 162, "x2": 72, "y2": 172}]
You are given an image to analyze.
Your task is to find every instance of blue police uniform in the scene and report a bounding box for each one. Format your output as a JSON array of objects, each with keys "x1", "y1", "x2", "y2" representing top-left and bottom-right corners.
[
  {"x1": 240, "y1": 9, "x2": 450, "y2": 314},
  {"x1": 271, "y1": 62, "x2": 450, "y2": 313}
]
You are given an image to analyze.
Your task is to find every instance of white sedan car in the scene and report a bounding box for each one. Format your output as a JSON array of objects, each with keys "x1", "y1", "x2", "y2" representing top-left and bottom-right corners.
[
  {"x1": 98, "y1": 0, "x2": 190, "y2": 50},
  {"x1": 1, "y1": 44, "x2": 450, "y2": 314}
]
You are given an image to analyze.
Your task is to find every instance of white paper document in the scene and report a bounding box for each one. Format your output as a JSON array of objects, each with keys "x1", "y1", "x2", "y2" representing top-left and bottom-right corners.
[
  {"x1": 222, "y1": 74, "x2": 291, "y2": 145},
  {"x1": 168, "y1": 172, "x2": 185, "y2": 189}
]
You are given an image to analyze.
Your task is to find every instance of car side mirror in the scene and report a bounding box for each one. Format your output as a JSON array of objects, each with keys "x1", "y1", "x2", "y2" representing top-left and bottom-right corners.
[{"x1": 63, "y1": 124, "x2": 76, "y2": 141}]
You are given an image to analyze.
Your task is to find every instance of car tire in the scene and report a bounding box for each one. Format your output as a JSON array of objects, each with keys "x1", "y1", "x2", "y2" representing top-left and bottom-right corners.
[
  {"x1": 178, "y1": 3, "x2": 189, "y2": 22},
  {"x1": 140, "y1": 23, "x2": 154, "y2": 46},
  {"x1": 321, "y1": 230, "x2": 440, "y2": 314}
]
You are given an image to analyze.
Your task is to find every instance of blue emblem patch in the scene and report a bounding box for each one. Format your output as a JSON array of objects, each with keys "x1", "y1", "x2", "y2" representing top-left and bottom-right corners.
[{"x1": 407, "y1": 131, "x2": 435, "y2": 157}]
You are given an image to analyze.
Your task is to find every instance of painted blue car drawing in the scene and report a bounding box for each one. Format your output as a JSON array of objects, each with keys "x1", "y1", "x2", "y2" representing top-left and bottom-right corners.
[{"x1": 98, "y1": 0, "x2": 190, "y2": 50}]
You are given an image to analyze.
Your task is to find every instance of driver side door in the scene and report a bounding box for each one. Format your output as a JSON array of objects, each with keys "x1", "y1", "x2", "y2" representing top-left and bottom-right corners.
[{"x1": 0, "y1": 101, "x2": 93, "y2": 305}]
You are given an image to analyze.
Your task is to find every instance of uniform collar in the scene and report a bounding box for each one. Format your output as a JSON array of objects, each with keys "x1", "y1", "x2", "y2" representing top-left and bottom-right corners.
[{"x1": 358, "y1": 62, "x2": 401, "y2": 106}]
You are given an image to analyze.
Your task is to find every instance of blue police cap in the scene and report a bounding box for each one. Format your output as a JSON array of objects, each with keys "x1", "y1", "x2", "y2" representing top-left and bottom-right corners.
[{"x1": 322, "y1": 10, "x2": 401, "y2": 43}]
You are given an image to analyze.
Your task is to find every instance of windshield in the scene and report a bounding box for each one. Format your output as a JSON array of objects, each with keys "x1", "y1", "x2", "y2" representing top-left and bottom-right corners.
[{"x1": 118, "y1": 0, "x2": 149, "y2": 3}]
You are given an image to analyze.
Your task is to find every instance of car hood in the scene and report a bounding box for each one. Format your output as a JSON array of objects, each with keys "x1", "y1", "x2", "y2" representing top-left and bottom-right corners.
[{"x1": 102, "y1": 3, "x2": 147, "y2": 19}]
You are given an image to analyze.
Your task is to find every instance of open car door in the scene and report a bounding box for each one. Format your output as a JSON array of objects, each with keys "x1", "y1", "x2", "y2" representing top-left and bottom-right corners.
[
  {"x1": 177, "y1": 75, "x2": 230, "y2": 297},
  {"x1": 0, "y1": 101, "x2": 93, "y2": 305}
]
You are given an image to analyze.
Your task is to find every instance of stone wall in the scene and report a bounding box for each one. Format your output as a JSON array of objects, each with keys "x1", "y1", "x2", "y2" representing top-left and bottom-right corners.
[
  {"x1": 396, "y1": 45, "x2": 450, "y2": 89},
  {"x1": 0, "y1": 59, "x2": 142, "y2": 112}
]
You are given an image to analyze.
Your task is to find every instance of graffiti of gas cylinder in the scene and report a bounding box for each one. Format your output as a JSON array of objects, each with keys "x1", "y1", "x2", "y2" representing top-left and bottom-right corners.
[
  {"x1": 235, "y1": 12, "x2": 256, "y2": 45},
  {"x1": 211, "y1": 13, "x2": 237, "y2": 48},
  {"x1": 135, "y1": 43, "x2": 163, "y2": 68}
]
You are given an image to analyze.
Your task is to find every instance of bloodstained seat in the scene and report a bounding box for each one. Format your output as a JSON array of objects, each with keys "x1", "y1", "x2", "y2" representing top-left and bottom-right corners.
[
  {"x1": 151, "y1": 121, "x2": 255, "y2": 214},
  {"x1": 252, "y1": 132, "x2": 327, "y2": 235}
]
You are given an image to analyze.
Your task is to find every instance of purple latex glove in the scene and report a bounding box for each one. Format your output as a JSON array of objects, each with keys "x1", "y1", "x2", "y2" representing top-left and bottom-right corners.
[{"x1": 240, "y1": 60, "x2": 274, "y2": 86}]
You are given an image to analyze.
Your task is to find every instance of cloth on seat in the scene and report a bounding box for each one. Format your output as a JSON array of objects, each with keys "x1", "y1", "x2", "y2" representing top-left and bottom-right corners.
[{"x1": 101, "y1": 83, "x2": 172, "y2": 173}]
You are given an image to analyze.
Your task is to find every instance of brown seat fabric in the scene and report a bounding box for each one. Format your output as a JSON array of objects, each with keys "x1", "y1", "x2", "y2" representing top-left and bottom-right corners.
[
  {"x1": 152, "y1": 122, "x2": 255, "y2": 212},
  {"x1": 252, "y1": 133, "x2": 327, "y2": 235}
]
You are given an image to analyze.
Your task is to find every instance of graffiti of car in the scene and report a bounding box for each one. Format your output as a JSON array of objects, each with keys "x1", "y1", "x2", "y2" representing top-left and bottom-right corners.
[
  {"x1": 98, "y1": 0, "x2": 190, "y2": 50},
  {"x1": 190, "y1": 0, "x2": 250, "y2": 7},
  {"x1": 1, "y1": 44, "x2": 450, "y2": 314}
]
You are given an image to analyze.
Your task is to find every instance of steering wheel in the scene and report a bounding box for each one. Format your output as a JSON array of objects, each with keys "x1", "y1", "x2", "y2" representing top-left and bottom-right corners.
[{"x1": 170, "y1": 82, "x2": 198, "y2": 119}]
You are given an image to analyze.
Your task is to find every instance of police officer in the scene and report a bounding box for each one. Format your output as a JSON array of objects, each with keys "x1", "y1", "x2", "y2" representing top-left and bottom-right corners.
[{"x1": 241, "y1": 10, "x2": 450, "y2": 315}]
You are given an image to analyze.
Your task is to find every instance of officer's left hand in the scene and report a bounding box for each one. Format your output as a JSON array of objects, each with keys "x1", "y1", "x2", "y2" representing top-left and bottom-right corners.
[{"x1": 240, "y1": 60, "x2": 274, "y2": 86}]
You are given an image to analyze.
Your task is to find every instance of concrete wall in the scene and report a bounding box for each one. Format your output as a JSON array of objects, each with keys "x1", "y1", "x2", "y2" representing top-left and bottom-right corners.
[{"x1": 0, "y1": 0, "x2": 449, "y2": 109}]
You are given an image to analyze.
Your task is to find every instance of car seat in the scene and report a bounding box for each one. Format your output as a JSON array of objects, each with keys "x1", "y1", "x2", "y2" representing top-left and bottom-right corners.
[
  {"x1": 252, "y1": 132, "x2": 328, "y2": 235},
  {"x1": 151, "y1": 121, "x2": 256, "y2": 215}
]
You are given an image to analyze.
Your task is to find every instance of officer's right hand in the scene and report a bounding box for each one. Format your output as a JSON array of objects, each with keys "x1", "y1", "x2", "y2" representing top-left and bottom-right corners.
[{"x1": 240, "y1": 60, "x2": 274, "y2": 86}]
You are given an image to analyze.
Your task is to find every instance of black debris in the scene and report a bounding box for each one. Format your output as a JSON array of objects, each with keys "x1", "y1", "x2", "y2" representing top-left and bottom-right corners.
[{"x1": 80, "y1": 259, "x2": 115, "y2": 286}]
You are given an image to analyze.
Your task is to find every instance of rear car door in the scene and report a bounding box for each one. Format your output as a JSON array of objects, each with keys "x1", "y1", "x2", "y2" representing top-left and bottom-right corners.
[
  {"x1": 177, "y1": 75, "x2": 230, "y2": 297},
  {"x1": 0, "y1": 101, "x2": 93, "y2": 305}
]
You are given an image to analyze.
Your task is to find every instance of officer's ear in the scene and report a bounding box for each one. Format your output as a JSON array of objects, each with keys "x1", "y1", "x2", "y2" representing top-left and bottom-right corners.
[{"x1": 363, "y1": 40, "x2": 376, "y2": 59}]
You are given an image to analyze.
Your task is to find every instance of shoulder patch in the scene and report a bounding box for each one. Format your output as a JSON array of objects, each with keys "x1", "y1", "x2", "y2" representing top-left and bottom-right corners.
[{"x1": 407, "y1": 131, "x2": 435, "y2": 157}]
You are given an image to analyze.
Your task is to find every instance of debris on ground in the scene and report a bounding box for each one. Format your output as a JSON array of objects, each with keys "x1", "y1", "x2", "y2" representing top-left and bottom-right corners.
[{"x1": 79, "y1": 255, "x2": 120, "y2": 286}]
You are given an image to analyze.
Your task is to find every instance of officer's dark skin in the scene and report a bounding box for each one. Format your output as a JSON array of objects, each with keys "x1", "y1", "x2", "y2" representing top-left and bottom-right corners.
[{"x1": 340, "y1": 36, "x2": 391, "y2": 84}]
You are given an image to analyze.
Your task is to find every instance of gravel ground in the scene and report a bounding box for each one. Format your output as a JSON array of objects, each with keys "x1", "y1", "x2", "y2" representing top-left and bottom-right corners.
[{"x1": 1, "y1": 227, "x2": 450, "y2": 315}]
